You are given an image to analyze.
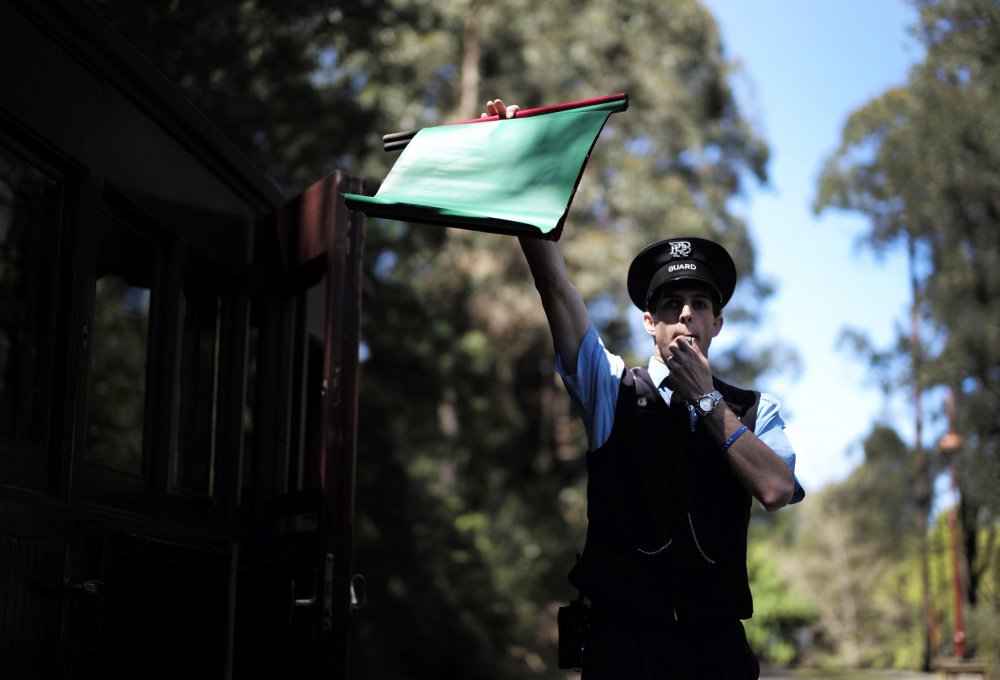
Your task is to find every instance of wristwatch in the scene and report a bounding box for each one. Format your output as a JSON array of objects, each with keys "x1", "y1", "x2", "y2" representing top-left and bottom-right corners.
[{"x1": 694, "y1": 390, "x2": 723, "y2": 416}]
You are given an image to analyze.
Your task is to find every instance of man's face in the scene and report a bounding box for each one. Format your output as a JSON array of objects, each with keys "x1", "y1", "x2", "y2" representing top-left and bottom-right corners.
[{"x1": 642, "y1": 284, "x2": 724, "y2": 361}]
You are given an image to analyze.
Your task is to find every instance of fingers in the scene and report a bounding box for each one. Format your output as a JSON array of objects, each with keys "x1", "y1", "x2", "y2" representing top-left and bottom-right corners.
[
  {"x1": 669, "y1": 336, "x2": 699, "y2": 358},
  {"x1": 666, "y1": 336, "x2": 705, "y2": 374},
  {"x1": 667, "y1": 337, "x2": 712, "y2": 390},
  {"x1": 482, "y1": 99, "x2": 520, "y2": 119}
]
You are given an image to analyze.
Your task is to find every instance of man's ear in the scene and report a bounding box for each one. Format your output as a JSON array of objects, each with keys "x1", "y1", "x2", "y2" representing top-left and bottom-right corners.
[
  {"x1": 642, "y1": 310, "x2": 656, "y2": 335},
  {"x1": 712, "y1": 314, "x2": 724, "y2": 337}
]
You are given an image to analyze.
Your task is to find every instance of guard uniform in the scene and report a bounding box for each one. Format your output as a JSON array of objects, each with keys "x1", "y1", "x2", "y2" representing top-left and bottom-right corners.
[
  {"x1": 570, "y1": 368, "x2": 761, "y2": 678},
  {"x1": 554, "y1": 236, "x2": 804, "y2": 679}
]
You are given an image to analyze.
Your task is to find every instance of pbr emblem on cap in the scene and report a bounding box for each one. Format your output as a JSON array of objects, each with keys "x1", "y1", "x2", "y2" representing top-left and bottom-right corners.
[{"x1": 627, "y1": 237, "x2": 737, "y2": 311}]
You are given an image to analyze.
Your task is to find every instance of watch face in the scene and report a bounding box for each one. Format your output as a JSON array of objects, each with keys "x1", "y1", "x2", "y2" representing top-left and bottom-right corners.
[{"x1": 699, "y1": 396, "x2": 714, "y2": 412}]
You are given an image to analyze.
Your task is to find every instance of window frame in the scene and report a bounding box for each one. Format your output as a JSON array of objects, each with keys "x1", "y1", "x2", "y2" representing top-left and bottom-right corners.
[{"x1": 0, "y1": 129, "x2": 77, "y2": 497}]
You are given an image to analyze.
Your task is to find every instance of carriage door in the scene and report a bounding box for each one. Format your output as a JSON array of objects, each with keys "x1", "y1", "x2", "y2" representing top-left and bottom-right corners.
[
  {"x1": 238, "y1": 171, "x2": 365, "y2": 679},
  {"x1": 0, "y1": 129, "x2": 77, "y2": 680}
]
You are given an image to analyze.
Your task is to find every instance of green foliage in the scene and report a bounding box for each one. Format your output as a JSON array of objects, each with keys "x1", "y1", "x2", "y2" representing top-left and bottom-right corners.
[
  {"x1": 92, "y1": 0, "x2": 795, "y2": 676},
  {"x1": 91, "y1": 0, "x2": 387, "y2": 191},
  {"x1": 85, "y1": 276, "x2": 150, "y2": 474},
  {"x1": 779, "y1": 426, "x2": 925, "y2": 669},
  {"x1": 745, "y1": 528, "x2": 816, "y2": 666},
  {"x1": 815, "y1": 0, "x2": 1000, "y2": 663},
  {"x1": 969, "y1": 601, "x2": 1000, "y2": 679},
  {"x1": 346, "y1": 2, "x2": 783, "y2": 674},
  {"x1": 840, "y1": 426, "x2": 922, "y2": 550},
  {"x1": 928, "y1": 510, "x2": 1000, "y2": 670}
]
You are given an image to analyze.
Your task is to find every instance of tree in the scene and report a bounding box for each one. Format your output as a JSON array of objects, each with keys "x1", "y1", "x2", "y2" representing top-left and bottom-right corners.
[
  {"x1": 780, "y1": 426, "x2": 923, "y2": 669},
  {"x1": 95, "y1": 1, "x2": 787, "y2": 676},
  {"x1": 815, "y1": 0, "x2": 1000, "y2": 666},
  {"x1": 353, "y1": 3, "x2": 783, "y2": 674},
  {"x1": 744, "y1": 516, "x2": 816, "y2": 667}
]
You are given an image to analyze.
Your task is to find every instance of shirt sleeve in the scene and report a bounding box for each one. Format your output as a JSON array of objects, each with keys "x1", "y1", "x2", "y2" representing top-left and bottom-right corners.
[
  {"x1": 554, "y1": 323, "x2": 624, "y2": 452},
  {"x1": 755, "y1": 392, "x2": 806, "y2": 504}
]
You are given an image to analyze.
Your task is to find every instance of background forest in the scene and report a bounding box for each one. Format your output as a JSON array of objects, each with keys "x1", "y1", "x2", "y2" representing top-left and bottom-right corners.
[{"x1": 88, "y1": 0, "x2": 999, "y2": 677}]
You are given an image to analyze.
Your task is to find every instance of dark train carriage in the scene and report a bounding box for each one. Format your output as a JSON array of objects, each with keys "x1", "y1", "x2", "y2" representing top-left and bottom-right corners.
[{"x1": 0, "y1": 1, "x2": 365, "y2": 677}]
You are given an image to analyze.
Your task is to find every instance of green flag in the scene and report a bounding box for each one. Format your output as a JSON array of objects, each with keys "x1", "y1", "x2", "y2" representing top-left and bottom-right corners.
[{"x1": 343, "y1": 94, "x2": 628, "y2": 240}]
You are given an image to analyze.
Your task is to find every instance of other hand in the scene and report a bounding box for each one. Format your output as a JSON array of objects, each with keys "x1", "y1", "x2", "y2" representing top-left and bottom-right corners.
[{"x1": 665, "y1": 335, "x2": 714, "y2": 402}]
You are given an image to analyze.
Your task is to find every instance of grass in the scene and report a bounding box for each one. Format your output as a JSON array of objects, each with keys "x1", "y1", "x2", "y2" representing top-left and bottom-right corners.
[{"x1": 765, "y1": 669, "x2": 935, "y2": 679}]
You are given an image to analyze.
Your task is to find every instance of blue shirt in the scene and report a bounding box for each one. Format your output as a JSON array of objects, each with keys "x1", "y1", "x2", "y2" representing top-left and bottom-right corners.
[{"x1": 556, "y1": 324, "x2": 804, "y2": 504}]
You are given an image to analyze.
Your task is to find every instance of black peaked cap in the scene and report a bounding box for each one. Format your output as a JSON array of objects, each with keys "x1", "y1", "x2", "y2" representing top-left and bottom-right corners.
[{"x1": 626, "y1": 236, "x2": 737, "y2": 311}]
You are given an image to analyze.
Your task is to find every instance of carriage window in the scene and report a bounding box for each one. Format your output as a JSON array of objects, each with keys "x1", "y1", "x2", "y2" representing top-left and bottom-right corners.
[
  {"x1": 170, "y1": 271, "x2": 221, "y2": 498},
  {"x1": 0, "y1": 143, "x2": 59, "y2": 489},
  {"x1": 84, "y1": 216, "x2": 158, "y2": 476}
]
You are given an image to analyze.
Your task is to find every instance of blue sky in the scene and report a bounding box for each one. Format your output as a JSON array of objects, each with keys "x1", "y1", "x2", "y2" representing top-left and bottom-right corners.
[{"x1": 700, "y1": 0, "x2": 924, "y2": 489}]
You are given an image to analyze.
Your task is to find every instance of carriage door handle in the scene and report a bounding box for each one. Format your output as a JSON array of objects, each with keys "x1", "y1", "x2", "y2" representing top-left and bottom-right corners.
[
  {"x1": 65, "y1": 579, "x2": 105, "y2": 596},
  {"x1": 351, "y1": 573, "x2": 367, "y2": 610},
  {"x1": 290, "y1": 553, "x2": 334, "y2": 630},
  {"x1": 290, "y1": 570, "x2": 316, "y2": 623}
]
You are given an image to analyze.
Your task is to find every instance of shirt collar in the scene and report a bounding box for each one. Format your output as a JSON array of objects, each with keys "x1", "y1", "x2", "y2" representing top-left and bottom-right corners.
[{"x1": 647, "y1": 355, "x2": 671, "y2": 391}]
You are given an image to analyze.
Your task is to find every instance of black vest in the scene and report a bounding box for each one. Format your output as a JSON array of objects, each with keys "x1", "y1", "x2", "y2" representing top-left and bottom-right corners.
[{"x1": 568, "y1": 367, "x2": 760, "y2": 621}]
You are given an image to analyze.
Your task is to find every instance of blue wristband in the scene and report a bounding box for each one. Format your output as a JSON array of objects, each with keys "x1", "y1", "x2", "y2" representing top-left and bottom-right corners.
[{"x1": 722, "y1": 425, "x2": 749, "y2": 452}]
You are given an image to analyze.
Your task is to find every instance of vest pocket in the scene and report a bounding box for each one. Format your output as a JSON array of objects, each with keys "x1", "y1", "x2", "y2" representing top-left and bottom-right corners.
[{"x1": 569, "y1": 539, "x2": 671, "y2": 608}]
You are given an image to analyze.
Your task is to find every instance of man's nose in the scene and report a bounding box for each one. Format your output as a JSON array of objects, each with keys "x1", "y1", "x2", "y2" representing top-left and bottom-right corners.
[{"x1": 679, "y1": 303, "x2": 694, "y2": 322}]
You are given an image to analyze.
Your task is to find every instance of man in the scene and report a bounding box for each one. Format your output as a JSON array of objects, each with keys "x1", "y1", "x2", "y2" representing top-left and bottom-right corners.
[{"x1": 486, "y1": 98, "x2": 805, "y2": 679}]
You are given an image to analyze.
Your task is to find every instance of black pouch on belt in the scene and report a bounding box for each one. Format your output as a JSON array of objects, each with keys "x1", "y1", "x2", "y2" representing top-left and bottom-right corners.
[{"x1": 557, "y1": 596, "x2": 590, "y2": 670}]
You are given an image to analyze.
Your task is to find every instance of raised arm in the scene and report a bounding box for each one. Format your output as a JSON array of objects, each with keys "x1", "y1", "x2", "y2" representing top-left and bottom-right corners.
[{"x1": 518, "y1": 237, "x2": 591, "y2": 374}]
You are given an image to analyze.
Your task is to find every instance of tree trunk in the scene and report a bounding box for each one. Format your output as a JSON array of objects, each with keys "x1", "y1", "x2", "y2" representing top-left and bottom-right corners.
[{"x1": 457, "y1": 3, "x2": 481, "y2": 120}]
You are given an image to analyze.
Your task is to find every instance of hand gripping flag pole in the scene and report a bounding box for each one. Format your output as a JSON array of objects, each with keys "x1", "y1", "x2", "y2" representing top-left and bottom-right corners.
[
  {"x1": 343, "y1": 93, "x2": 628, "y2": 241},
  {"x1": 380, "y1": 93, "x2": 629, "y2": 152}
]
